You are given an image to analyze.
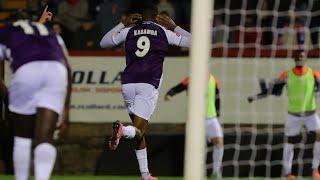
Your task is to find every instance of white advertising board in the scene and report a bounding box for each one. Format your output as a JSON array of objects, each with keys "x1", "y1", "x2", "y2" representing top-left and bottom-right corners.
[{"x1": 6, "y1": 56, "x2": 320, "y2": 124}]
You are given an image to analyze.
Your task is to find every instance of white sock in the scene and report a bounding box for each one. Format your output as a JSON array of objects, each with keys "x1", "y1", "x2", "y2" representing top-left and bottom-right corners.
[
  {"x1": 135, "y1": 148, "x2": 150, "y2": 178},
  {"x1": 283, "y1": 143, "x2": 294, "y2": 175},
  {"x1": 213, "y1": 146, "x2": 224, "y2": 173},
  {"x1": 123, "y1": 125, "x2": 136, "y2": 139},
  {"x1": 313, "y1": 141, "x2": 320, "y2": 170},
  {"x1": 34, "y1": 143, "x2": 57, "y2": 180},
  {"x1": 13, "y1": 136, "x2": 32, "y2": 180}
]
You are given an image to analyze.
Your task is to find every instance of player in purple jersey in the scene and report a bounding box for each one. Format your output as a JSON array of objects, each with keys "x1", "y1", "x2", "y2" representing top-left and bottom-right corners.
[
  {"x1": 101, "y1": 4, "x2": 191, "y2": 180},
  {"x1": 0, "y1": 9, "x2": 72, "y2": 180},
  {"x1": 100, "y1": 3, "x2": 190, "y2": 180}
]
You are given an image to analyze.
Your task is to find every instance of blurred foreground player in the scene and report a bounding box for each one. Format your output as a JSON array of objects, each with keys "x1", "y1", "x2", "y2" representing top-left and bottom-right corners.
[
  {"x1": 248, "y1": 50, "x2": 320, "y2": 180},
  {"x1": 0, "y1": 44, "x2": 13, "y2": 174},
  {"x1": 0, "y1": 8, "x2": 72, "y2": 180},
  {"x1": 100, "y1": 4, "x2": 191, "y2": 180},
  {"x1": 164, "y1": 74, "x2": 224, "y2": 178}
]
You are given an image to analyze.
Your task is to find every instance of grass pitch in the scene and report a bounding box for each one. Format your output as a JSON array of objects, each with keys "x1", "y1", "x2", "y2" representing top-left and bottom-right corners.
[
  {"x1": 0, "y1": 176, "x2": 313, "y2": 180},
  {"x1": 0, "y1": 175, "x2": 311, "y2": 180}
]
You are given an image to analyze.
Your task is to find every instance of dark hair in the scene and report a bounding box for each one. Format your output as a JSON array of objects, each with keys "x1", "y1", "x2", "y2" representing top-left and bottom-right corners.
[
  {"x1": 127, "y1": 1, "x2": 143, "y2": 14},
  {"x1": 127, "y1": 1, "x2": 158, "y2": 21},
  {"x1": 142, "y1": 3, "x2": 158, "y2": 21}
]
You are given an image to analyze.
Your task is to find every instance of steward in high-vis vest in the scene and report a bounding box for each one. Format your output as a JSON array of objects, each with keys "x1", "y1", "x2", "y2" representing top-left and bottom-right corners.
[
  {"x1": 164, "y1": 74, "x2": 224, "y2": 178},
  {"x1": 248, "y1": 50, "x2": 320, "y2": 180}
]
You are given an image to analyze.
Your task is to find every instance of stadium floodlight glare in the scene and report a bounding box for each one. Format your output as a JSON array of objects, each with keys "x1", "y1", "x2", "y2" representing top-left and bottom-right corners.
[{"x1": 184, "y1": 0, "x2": 214, "y2": 179}]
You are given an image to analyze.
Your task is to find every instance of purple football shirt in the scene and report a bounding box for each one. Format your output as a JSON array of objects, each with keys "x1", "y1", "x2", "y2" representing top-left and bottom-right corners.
[
  {"x1": 122, "y1": 22, "x2": 169, "y2": 88},
  {"x1": 0, "y1": 20, "x2": 65, "y2": 73}
]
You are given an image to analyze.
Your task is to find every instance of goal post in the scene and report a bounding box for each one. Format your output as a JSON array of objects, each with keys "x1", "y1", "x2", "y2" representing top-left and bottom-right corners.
[{"x1": 184, "y1": 0, "x2": 214, "y2": 179}]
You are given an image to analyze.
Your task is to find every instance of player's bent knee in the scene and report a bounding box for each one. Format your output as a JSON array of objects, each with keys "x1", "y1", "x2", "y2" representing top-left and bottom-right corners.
[{"x1": 213, "y1": 137, "x2": 224, "y2": 147}]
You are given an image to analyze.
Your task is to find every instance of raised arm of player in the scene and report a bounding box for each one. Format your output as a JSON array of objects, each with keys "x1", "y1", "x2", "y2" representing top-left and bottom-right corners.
[
  {"x1": 156, "y1": 15, "x2": 190, "y2": 37},
  {"x1": 39, "y1": 5, "x2": 53, "y2": 24},
  {"x1": 156, "y1": 15, "x2": 191, "y2": 47},
  {"x1": 164, "y1": 77, "x2": 189, "y2": 101},
  {"x1": 38, "y1": 7, "x2": 72, "y2": 130},
  {"x1": 100, "y1": 14, "x2": 142, "y2": 48}
]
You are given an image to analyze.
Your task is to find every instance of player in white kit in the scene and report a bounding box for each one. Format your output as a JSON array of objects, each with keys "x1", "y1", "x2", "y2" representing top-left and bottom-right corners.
[{"x1": 100, "y1": 3, "x2": 191, "y2": 180}]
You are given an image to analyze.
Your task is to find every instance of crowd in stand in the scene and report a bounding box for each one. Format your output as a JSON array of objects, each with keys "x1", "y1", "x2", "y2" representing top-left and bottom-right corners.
[
  {"x1": 3, "y1": 0, "x2": 320, "y2": 50},
  {"x1": 15, "y1": 0, "x2": 187, "y2": 50}
]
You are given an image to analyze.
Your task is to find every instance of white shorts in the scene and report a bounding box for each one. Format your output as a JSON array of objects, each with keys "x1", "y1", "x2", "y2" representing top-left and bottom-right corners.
[
  {"x1": 285, "y1": 113, "x2": 320, "y2": 136},
  {"x1": 206, "y1": 118, "x2": 224, "y2": 141},
  {"x1": 122, "y1": 83, "x2": 159, "y2": 120},
  {"x1": 9, "y1": 61, "x2": 67, "y2": 115}
]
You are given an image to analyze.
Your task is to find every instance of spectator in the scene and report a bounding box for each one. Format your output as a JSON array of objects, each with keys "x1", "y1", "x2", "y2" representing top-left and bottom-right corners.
[
  {"x1": 275, "y1": 0, "x2": 309, "y2": 49},
  {"x1": 72, "y1": 19, "x2": 101, "y2": 50},
  {"x1": 27, "y1": 0, "x2": 40, "y2": 12},
  {"x1": 57, "y1": 0, "x2": 88, "y2": 47},
  {"x1": 0, "y1": 0, "x2": 5, "y2": 9},
  {"x1": 157, "y1": 0, "x2": 175, "y2": 20},
  {"x1": 310, "y1": 0, "x2": 320, "y2": 49},
  {"x1": 261, "y1": 0, "x2": 274, "y2": 45},
  {"x1": 57, "y1": 0, "x2": 88, "y2": 32},
  {"x1": 53, "y1": 21, "x2": 63, "y2": 35},
  {"x1": 96, "y1": 0, "x2": 128, "y2": 35},
  {"x1": 212, "y1": 15, "x2": 224, "y2": 45},
  {"x1": 87, "y1": 0, "x2": 103, "y2": 19},
  {"x1": 172, "y1": 0, "x2": 190, "y2": 31}
]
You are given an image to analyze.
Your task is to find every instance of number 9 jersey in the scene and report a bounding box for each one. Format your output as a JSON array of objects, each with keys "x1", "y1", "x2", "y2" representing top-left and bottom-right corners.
[
  {"x1": 0, "y1": 20, "x2": 65, "y2": 73},
  {"x1": 124, "y1": 22, "x2": 178, "y2": 88}
]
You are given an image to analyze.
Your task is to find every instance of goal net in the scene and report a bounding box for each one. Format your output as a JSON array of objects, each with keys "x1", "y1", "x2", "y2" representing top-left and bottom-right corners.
[{"x1": 206, "y1": 0, "x2": 320, "y2": 178}]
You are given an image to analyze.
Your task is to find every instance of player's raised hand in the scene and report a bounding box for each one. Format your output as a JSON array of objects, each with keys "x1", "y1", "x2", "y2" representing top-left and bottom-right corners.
[
  {"x1": 247, "y1": 96, "x2": 255, "y2": 103},
  {"x1": 156, "y1": 14, "x2": 177, "y2": 31},
  {"x1": 122, "y1": 13, "x2": 142, "y2": 27},
  {"x1": 164, "y1": 94, "x2": 172, "y2": 101},
  {"x1": 39, "y1": 5, "x2": 53, "y2": 24}
]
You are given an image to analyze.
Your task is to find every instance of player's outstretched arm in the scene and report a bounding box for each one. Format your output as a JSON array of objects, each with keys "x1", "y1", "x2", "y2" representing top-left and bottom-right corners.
[
  {"x1": 247, "y1": 93, "x2": 268, "y2": 103},
  {"x1": 247, "y1": 78, "x2": 286, "y2": 103},
  {"x1": 100, "y1": 13, "x2": 142, "y2": 48},
  {"x1": 164, "y1": 80, "x2": 188, "y2": 101},
  {"x1": 247, "y1": 79, "x2": 269, "y2": 103}
]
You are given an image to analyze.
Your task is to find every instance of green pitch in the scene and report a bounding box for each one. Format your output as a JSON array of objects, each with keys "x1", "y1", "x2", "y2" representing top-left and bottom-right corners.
[{"x1": 0, "y1": 176, "x2": 313, "y2": 180}]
